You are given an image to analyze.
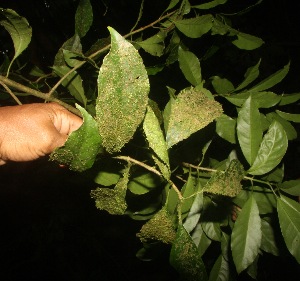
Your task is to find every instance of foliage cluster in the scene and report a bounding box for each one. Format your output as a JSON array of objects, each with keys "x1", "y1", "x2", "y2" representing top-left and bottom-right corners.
[{"x1": 1, "y1": 0, "x2": 300, "y2": 280}]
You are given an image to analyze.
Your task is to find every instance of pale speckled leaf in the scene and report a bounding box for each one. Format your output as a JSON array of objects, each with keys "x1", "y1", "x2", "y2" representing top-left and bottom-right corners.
[{"x1": 96, "y1": 27, "x2": 149, "y2": 152}]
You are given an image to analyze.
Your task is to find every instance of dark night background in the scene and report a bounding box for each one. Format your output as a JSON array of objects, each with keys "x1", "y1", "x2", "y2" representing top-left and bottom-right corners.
[{"x1": 0, "y1": 0, "x2": 300, "y2": 280}]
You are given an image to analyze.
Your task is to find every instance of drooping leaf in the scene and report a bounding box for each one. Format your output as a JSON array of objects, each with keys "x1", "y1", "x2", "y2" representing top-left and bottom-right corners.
[
  {"x1": 0, "y1": 8, "x2": 32, "y2": 74},
  {"x1": 170, "y1": 224, "x2": 208, "y2": 281},
  {"x1": 216, "y1": 114, "x2": 237, "y2": 144},
  {"x1": 137, "y1": 207, "x2": 176, "y2": 244},
  {"x1": 231, "y1": 195, "x2": 262, "y2": 273},
  {"x1": 211, "y1": 76, "x2": 234, "y2": 95},
  {"x1": 249, "y1": 62, "x2": 290, "y2": 92},
  {"x1": 235, "y1": 59, "x2": 261, "y2": 91},
  {"x1": 50, "y1": 105, "x2": 102, "y2": 172},
  {"x1": 52, "y1": 65, "x2": 87, "y2": 106},
  {"x1": 248, "y1": 121, "x2": 288, "y2": 175},
  {"x1": 226, "y1": 91, "x2": 281, "y2": 108},
  {"x1": 174, "y1": 15, "x2": 213, "y2": 38},
  {"x1": 204, "y1": 159, "x2": 245, "y2": 197},
  {"x1": 143, "y1": 105, "x2": 170, "y2": 168},
  {"x1": 237, "y1": 96, "x2": 262, "y2": 166},
  {"x1": 276, "y1": 110, "x2": 300, "y2": 123},
  {"x1": 193, "y1": 0, "x2": 227, "y2": 10},
  {"x1": 75, "y1": 0, "x2": 93, "y2": 38},
  {"x1": 165, "y1": 87, "x2": 223, "y2": 148},
  {"x1": 208, "y1": 254, "x2": 231, "y2": 281},
  {"x1": 90, "y1": 164, "x2": 130, "y2": 215},
  {"x1": 232, "y1": 32, "x2": 264, "y2": 50},
  {"x1": 260, "y1": 218, "x2": 280, "y2": 256},
  {"x1": 96, "y1": 27, "x2": 149, "y2": 152},
  {"x1": 137, "y1": 31, "x2": 166, "y2": 57},
  {"x1": 178, "y1": 47, "x2": 202, "y2": 86},
  {"x1": 277, "y1": 195, "x2": 300, "y2": 263}
]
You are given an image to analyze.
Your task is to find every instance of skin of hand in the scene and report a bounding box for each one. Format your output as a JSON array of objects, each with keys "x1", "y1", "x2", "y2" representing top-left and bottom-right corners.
[{"x1": 0, "y1": 102, "x2": 82, "y2": 165}]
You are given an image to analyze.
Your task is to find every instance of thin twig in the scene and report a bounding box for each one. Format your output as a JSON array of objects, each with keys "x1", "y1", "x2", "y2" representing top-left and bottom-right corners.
[{"x1": 0, "y1": 80, "x2": 22, "y2": 105}]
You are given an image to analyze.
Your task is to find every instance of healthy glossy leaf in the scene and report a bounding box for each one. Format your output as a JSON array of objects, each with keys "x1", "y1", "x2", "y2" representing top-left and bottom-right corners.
[
  {"x1": 0, "y1": 8, "x2": 32, "y2": 74},
  {"x1": 52, "y1": 65, "x2": 87, "y2": 106},
  {"x1": 165, "y1": 87, "x2": 223, "y2": 148},
  {"x1": 235, "y1": 59, "x2": 261, "y2": 91},
  {"x1": 248, "y1": 121, "x2": 288, "y2": 175},
  {"x1": 96, "y1": 27, "x2": 149, "y2": 152},
  {"x1": 201, "y1": 221, "x2": 222, "y2": 242},
  {"x1": 170, "y1": 224, "x2": 208, "y2": 281},
  {"x1": 208, "y1": 254, "x2": 230, "y2": 281},
  {"x1": 226, "y1": 91, "x2": 281, "y2": 108},
  {"x1": 279, "y1": 179, "x2": 300, "y2": 196},
  {"x1": 90, "y1": 165, "x2": 130, "y2": 215},
  {"x1": 231, "y1": 195, "x2": 262, "y2": 273},
  {"x1": 216, "y1": 114, "x2": 237, "y2": 144},
  {"x1": 232, "y1": 32, "x2": 264, "y2": 50},
  {"x1": 174, "y1": 15, "x2": 213, "y2": 38},
  {"x1": 128, "y1": 172, "x2": 162, "y2": 195},
  {"x1": 276, "y1": 110, "x2": 300, "y2": 123},
  {"x1": 192, "y1": 223, "x2": 212, "y2": 256},
  {"x1": 260, "y1": 219, "x2": 280, "y2": 256},
  {"x1": 266, "y1": 112, "x2": 297, "y2": 140},
  {"x1": 193, "y1": 0, "x2": 227, "y2": 10},
  {"x1": 279, "y1": 93, "x2": 300, "y2": 106},
  {"x1": 277, "y1": 195, "x2": 300, "y2": 263},
  {"x1": 183, "y1": 193, "x2": 203, "y2": 233},
  {"x1": 165, "y1": 0, "x2": 180, "y2": 11},
  {"x1": 50, "y1": 105, "x2": 102, "y2": 172},
  {"x1": 75, "y1": 0, "x2": 93, "y2": 38},
  {"x1": 211, "y1": 76, "x2": 234, "y2": 95},
  {"x1": 143, "y1": 105, "x2": 170, "y2": 168},
  {"x1": 137, "y1": 31, "x2": 166, "y2": 57},
  {"x1": 251, "y1": 186, "x2": 276, "y2": 214},
  {"x1": 249, "y1": 62, "x2": 290, "y2": 92},
  {"x1": 178, "y1": 47, "x2": 202, "y2": 86},
  {"x1": 237, "y1": 96, "x2": 262, "y2": 166}
]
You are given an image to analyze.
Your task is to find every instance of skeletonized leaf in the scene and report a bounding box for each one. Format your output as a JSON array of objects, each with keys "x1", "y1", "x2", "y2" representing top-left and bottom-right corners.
[
  {"x1": 231, "y1": 195, "x2": 262, "y2": 273},
  {"x1": 232, "y1": 32, "x2": 264, "y2": 50},
  {"x1": 248, "y1": 121, "x2": 288, "y2": 175},
  {"x1": 50, "y1": 105, "x2": 102, "y2": 172},
  {"x1": 277, "y1": 195, "x2": 300, "y2": 263},
  {"x1": 174, "y1": 15, "x2": 213, "y2": 38},
  {"x1": 75, "y1": 0, "x2": 93, "y2": 38},
  {"x1": 165, "y1": 87, "x2": 223, "y2": 148},
  {"x1": 170, "y1": 224, "x2": 208, "y2": 281},
  {"x1": 249, "y1": 62, "x2": 290, "y2": 92},
  {"x1": 96, "y1": 27, "x2": 149, "y2": 152},
  {"x1": 0, "y1": 8, "x2": 32, "y2": 73},
  {"x1": 178, "y1": 47, "x2": 202, "y2": 86},
  {"x1": 237, "y1": 96, "x2": 262, "y2": 166}
]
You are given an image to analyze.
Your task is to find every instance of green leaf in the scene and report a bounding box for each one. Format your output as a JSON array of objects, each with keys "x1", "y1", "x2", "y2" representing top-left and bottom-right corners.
[
  {"x1": 52, "y1": 65, "x2": 87, "y2": 106},
  {"x1": 90, "y1": 164, "x2": 130, "y2": 215},
  {"x1": 231, "y1": 195, "x2": 262, "y2": 274},
  {"x1": 237, "y1": 96, "x2": 262, "y2": 165},
  {"x1": 170, "y1": 224, "x2": 208, "y2": 281},
  {"x1": 261, "y1": 218, "x2": 280, "y2": 256},
  {"x1": 279, "y1": 179, "x2": 300, "y2": 197},
  {"x1": 165, "y1": 0, "x2": 180, "y2": 11},
  {"x1": 211, "y1": 76, "x2": 234, "y2": 95},
  {"x1": 232, "y1": 32, "x2": 264, "y2": 50},
  {"x1": 235, "y1": 59, "x2": 261, "y2": 91},
  {"x1": 201, "y1": 221, "x2": 222, "y2": 242},
  {"x1": 208, "y1": 255, "x2": 230, "y2": 281},
  {"x1": 174, "y1": 15, "x2": 213, "y2": 38},
  {"x1": 249, "y1": 62, "x2": 290, "y2": 92},
  {"x1": 276, "y1": 110, "x2": 300, "y2": 123},
  {"x1": 216, "y1": 114, "x2": 236, "y2": 144},
  {"x1": 277, "y1": 195, "x2": 300, "y2": 263},
  {"x1": 248, "y1": 121, "x2": 288, "y2": 175},
  {"x1": 183, "y1": 193, "x2": 203, "y2": 233},
  {"x1": 226, "y1": 91, "x2": 281, "y2": 108},
  {"x1": 143, "y1": 105, "x2": 170, "y2": 168},
  {"x1": 75, "y1": 0, "x2": 93, "y2": 38},
  {"x1": 165, "y1": 87, "x2": 223, "y2": 148},
  {"x1": 0, "y1": 8, "x2": 32, "y2": 74},
  {"x1": 279, "y1": 93, "x2": 300, "y2": 106},
  {"x1": 192, "y1": 223, "x2": 212, "y2": 256},
  {"x1": 178, "y1": 47, "x2": 202, "y2": 86},
  {"x1": 50, "y1": 105, "x2": 102, "y2": 172},
  {"x1": 137, "y1": 31, "x2": 166, "y2": 57},
  {"x1": 193, "y1": 0, "x2": 227, "y2": 10},
  {"x1": 96, "y1": 27, "x2": 149, "y2": 152}
]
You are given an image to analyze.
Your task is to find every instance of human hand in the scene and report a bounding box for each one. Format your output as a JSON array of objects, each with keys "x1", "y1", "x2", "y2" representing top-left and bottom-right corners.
[{"x1": 0, "y1": 103, "x2": 82, "y2": 165}]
